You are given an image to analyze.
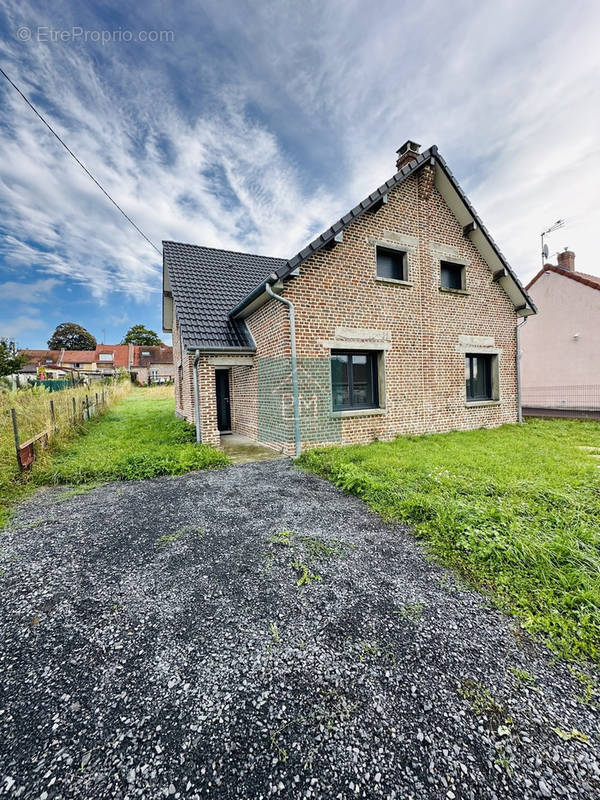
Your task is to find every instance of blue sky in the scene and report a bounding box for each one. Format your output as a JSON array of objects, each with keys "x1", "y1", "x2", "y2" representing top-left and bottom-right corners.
[{"x1": 1, "y1": 0, "x2": 599, "y2": 349}]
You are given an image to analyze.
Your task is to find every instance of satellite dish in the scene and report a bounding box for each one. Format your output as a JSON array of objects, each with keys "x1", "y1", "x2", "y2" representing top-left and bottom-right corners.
[{"x1": 542, "y1": 244, "x2": 549, "y2": 259}]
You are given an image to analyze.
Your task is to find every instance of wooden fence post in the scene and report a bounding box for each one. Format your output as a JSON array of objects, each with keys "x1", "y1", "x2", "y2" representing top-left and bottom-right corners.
[
  {"x1": 95, "y1": 392, "x2": 98, "y2": 412},
  {"x1": 72, "y1": 396, "x2": 76, "y2": 424},
  {"x1": 49, "y1": 399, "x2": 56, "y2": 431},
  {"x1": 11, "y1": 408, "x2": 22, "y2": 472},
  {"x1": 86, "y1": 394, "x2": 90, "y2": 420}
]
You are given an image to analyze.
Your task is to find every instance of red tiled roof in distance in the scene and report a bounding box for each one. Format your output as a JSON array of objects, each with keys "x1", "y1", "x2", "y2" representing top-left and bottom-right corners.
[
  {"x1": 132, "y1": 345, "x2": 173, "y2": 366},
  {"x1": 19, "y1": 350, "x2": 61, "y2": 365},
  {"x1": 526, "y1": 265, "x2": 600, "y2": 292}
]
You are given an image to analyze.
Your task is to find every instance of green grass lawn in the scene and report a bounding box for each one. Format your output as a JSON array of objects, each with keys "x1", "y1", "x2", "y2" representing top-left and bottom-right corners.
[
  {"x1": 298, "y1": 418, "x2": 600, "y2": 663},
  {"x1": 34, "y1": 387, "x2": 229, "y2": 485}
]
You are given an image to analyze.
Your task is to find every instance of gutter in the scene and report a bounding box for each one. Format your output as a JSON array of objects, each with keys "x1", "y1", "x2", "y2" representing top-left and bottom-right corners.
[
  {"x1": 192, "y1": 349, "x2": 202, "y2": 443},
  {"x1": 516, "y1": 317, "x2": 528, "y2": 424},
  {"x1": 229, "y1": 272, "x2": 279, "y2": 319},
  {"x1": 265, "y1": 282, "x2": 301, "y2": 458}
]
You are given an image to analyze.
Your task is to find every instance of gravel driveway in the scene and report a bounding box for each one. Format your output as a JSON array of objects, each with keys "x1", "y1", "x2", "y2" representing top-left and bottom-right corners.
[{"x1": 1, "y1": 460, "x2": 598, "y2": 799}]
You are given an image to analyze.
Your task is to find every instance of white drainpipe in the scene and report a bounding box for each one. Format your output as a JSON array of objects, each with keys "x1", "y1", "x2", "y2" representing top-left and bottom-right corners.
[{"x1": 516, "y1": 316, "x2": 528, "y2": 424}]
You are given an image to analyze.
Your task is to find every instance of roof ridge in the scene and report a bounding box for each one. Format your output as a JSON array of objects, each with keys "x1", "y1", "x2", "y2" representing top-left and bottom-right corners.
[
  {"x1": 278, "y1": 146, "x2": 435, "y2": 275},
  {"x1": 526, "y1": 265, "x2": 600, "y2": 292}
]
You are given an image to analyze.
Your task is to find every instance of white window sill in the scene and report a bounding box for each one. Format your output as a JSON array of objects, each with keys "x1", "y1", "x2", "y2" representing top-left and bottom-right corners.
[
  {"x1": 375, "y1": 277, "x2": 413, "y2": 288},
  {"x1": 330, "y1": 407, "x2": 387, "y2": 418},
  {"x1": 465, "y1": 400, "x2": 501, "y2": 408},
  {"x1": 439, "y1": 286, "x2": 469, "y2": 296}
]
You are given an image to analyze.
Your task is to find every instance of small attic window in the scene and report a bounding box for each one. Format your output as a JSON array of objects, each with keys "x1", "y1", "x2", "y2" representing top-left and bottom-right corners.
[
  {"x1": 376, "y1": 246, "x2": 407, "y2": 282},
  {"x1": 141, "y1": 351, "x2": 151, "y2": 356},
  {"x1": 98, "y1": 353, "x2": 113, "y2": 361},
  {"x1": 440, "y1": 260, "x2": 466, "y2": 291}
]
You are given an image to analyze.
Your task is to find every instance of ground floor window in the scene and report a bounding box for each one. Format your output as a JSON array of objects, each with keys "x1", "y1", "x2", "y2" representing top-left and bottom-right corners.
[
  {"x1": 465, "y1": 353, "x2": 495, "y2": 401},
  {"x1": 331, "y1": 350, "x2": 379, "y2": 411}
]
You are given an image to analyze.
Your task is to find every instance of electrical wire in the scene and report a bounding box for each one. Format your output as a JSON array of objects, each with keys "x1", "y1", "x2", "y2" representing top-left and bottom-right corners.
[{"x1": 0, "y1": 65, "x2": 161, "y2": 255}]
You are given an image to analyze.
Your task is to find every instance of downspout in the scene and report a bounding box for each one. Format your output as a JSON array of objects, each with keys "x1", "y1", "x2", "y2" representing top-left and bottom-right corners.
[
  {"x1": 516, "y1": 316, "x2": 528, "y2": 424},
  {"x1": 192, "y1": 349, "x2": 202, "y2": 443},
  {"x1": 265, "y1": 282, "x2": 301, "y2": 457}
]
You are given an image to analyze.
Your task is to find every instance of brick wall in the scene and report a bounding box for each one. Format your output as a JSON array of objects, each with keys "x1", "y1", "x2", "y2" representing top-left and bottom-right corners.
[
  {"x1": 239, "y1": 170, "x2": 518, "y2": 454},
  {"x1": 172, "y1": 168, "x2": 520, "y2": 455},
  {"x1": 172, "y1": 314, "x2": 219, "y2": 446},
  {"x1": 134, "y1": 364, "x2": 175, "y2": 384}
]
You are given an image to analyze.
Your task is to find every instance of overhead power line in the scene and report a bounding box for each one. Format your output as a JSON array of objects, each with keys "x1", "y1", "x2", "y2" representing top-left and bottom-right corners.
[{"x1": 0, "y1": 65, "x2": 161, "y2": 255}]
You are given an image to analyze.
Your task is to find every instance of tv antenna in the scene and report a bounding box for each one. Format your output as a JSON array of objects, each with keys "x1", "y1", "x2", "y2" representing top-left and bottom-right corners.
[{"x1": 540, "y1": 219, "x2": 565, "y2": 267}]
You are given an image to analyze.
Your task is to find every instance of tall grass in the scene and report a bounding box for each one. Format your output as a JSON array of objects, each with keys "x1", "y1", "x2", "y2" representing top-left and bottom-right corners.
[
  {"x1": 0, "y1": 381, "x2": 131, "y2": 525},
  {"x1": 35, "y1": 386, "x2": 228, "y2": 485},
  {"x1": 298, "y1": 419, "x2": 600, "y2": 663}
]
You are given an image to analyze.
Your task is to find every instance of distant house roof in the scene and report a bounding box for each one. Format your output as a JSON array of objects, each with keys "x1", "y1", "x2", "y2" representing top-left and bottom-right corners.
[
  {"x1": 527, "y1": 265, "x2": 600, "y2": 292},
  {"x1": 162, "y1": 242, "x2": 286, "y2": 350},
  {"x1": 61, "y1": 350, "x2": 98, "y2": 362},
  {"x1": 19, "y1": 349, "x2": 61, "y2": 366},
  {"x1": 60, "y1": 345, "x2": 131, "y2": 368},
  {"x1": 164, "y1": 144, "x2": 535, "y2": 351},
  {"x1": 132, "y1": 345, "x2": 173, "y2": 366}
]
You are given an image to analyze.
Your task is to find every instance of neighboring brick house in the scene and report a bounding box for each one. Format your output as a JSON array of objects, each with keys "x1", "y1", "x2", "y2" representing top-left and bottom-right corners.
[
  {"x1": 521, "y1": 251, "x2": 600, "y2": 415},
  {"x1": 130, "y1": 345, "x2": 174, "y2": 384},
  {"x1": 19, "y1": 345, "x2": 133, "y2": 378},
  {"x1": 61, "y1": 345, "x2": 132, "y2": 375},
  {"x1": 163, "y1": 141, "x2": 535, "y2": 455}
]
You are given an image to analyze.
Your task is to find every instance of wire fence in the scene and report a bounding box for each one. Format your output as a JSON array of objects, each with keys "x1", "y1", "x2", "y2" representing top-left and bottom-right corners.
[
  {"x1": 522, "y1": 385, "x2": 600, "y2": 419},
  {"x1": 0, "y1": 380, "x2": 131, "y2": 479}
]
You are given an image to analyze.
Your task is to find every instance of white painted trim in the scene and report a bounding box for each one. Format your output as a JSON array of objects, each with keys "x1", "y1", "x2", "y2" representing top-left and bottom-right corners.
[
  {"x1": 376, "y1": 277, "x2": 414, "y2": 288},
  {"x1": 320, "y1": 340, "x2": 392, "y2": 351},
  {"x1": 208, "y1": 356, "x2": 254, "y2": 367},
  {"x1": 458, "y1": 335, "x2": 495, "y2": 347},
  {"x1": 330, "y1": 408, "x2": 387, "y2": 418}
]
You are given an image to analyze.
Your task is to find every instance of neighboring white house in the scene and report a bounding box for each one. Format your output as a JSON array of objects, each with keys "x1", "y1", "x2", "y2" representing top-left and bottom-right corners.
[{"x1": 521, "y1": 250, "x2": 600, "y2": 415}]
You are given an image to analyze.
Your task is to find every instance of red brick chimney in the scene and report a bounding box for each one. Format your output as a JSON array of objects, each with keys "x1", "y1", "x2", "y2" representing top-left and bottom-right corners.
[
  {"x1": 557, "y1": 249, "x2": 575, "y2": 272},
  {"x1": 396, "y1": 140, "x2": 421, "y2": 171}
]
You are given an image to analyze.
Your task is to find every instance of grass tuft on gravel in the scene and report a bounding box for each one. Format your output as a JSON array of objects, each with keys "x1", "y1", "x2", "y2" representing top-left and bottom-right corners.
[
  {"x1": 33, "y1": 388, "x2": 229, "y2": 486},
  {"x1": 298, "y1": 418, "x2": 600, "y2": 663}
]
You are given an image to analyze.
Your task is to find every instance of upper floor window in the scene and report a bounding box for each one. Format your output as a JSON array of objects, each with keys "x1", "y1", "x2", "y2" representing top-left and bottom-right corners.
[
  {"x1": 331, "y1": 350, "x2": 379, "y2": 411},
  {"x1": 376, "y1": 246, "x2": 407, "y2": 282},
  {"x1": 98, "y1": 353, "x2": 113, "y2": 361},
  {"x1": 141, "y1": 351, "x2": 151, "y2": 356},
  {"x1": 440, "y1": 260, "x2": 466, "y2": 291}
]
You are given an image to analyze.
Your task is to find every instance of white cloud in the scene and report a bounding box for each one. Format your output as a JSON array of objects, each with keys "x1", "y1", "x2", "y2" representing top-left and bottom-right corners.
[
  {"x1": 0, "y1": 0, "x2": 598, "y2": 318},
  {"x1": 1, "y1": 314, "x2": 45, "y2": 343},
  {"x1": 0, "y1": 276, "x2": 61, "y2": 302}
]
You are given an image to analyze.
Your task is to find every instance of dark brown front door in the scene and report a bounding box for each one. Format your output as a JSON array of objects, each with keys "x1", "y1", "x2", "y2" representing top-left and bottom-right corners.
[{"x1": 215, "y1": 370, "x2": 231, "y2": 432}]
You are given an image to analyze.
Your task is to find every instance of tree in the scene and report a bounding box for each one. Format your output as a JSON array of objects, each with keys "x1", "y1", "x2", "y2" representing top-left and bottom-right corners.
[
  {"x1": 48, "y1": 322, "x2": 96, "y2": 350},
  {"x1": 0, "y1": 338, "x2": 28, "y2": 377},
  {"x1": 121, "y1": 324, "x2": 162, "y2": 346}
]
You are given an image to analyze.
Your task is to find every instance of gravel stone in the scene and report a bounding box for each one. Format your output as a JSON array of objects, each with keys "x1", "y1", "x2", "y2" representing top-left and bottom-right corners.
[{"x1": 0, "y1": 460, "x2": 598, "y2": 799}]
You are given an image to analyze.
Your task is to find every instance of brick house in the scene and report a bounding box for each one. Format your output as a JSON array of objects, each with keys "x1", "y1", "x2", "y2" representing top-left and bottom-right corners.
[
  {"x1": 19, "y1": 345, "x2": 132, "y2": 377},
  {"x1": 163, "y1": 141, "x2": 535, "y2": 455},
  {"x1": 18, "y1": 345, "x2": 173, "y2": 382},
  {"x1": 521, "y1": 251, "x2": 600, "y2": 414},
  {"x1": 130, "y1": 345, "x2": 174, "y2": 384}
]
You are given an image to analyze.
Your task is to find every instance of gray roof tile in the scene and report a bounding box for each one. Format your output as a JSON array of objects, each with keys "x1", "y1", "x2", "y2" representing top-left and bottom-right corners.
[{"x1": 163, "y1": 242, "x2": 285, "y2": 350}]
